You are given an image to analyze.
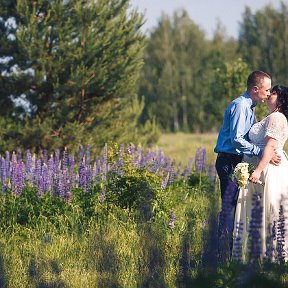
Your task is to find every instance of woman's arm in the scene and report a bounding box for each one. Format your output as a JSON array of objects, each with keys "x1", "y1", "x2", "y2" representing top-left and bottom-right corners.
[{"x1": 249, "y1": 137, "x2": 278, "y2": 183}]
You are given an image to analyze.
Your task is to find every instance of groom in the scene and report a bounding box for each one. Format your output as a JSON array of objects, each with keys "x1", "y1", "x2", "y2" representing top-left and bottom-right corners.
[{"x1": 214, "y1": 70, "x2": 280, "y2": 261}]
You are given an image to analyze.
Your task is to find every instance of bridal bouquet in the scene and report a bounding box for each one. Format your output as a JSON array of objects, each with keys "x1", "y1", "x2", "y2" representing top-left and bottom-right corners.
[
  {"x1": 233, "y1": 162, "x2": 264, "y2": 188},
  {"x1": 233, "y1": 162, "x2": 252, "y2": 188}
]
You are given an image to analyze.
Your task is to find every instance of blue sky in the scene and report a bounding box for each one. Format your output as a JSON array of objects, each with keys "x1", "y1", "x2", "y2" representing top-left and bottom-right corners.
[{"x1": 129, "y1": 0, "x2": 284, "y2": 39}]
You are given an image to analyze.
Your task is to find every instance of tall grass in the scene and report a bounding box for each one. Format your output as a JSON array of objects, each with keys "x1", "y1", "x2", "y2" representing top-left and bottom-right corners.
[
  {"x1": 157, "y1": 132, "x2": 218, "y2": 166},
  {"x1": 1, "y1": 138, "x2": 288, "y2": 287},
  {"x1": 0, "y1": 185, "x2": 215, "y2": 287},
  {"x1": 0, "y1": 144, "x2": 217, "y2": 287}
]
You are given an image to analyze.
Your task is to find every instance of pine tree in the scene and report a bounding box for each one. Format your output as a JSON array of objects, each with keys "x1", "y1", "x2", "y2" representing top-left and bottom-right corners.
[{"x1": 0, "y1": 0, "x2": 159, "y2": 153}]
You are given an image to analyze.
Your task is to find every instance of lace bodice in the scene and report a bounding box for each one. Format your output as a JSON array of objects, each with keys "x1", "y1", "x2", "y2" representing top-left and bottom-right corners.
[{"x1": 249, "y1": 111, "x2": 288, "y2": 150}]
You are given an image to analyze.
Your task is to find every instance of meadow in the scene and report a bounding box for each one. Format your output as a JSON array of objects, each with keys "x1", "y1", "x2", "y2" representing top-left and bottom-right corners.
[
  {"x1": 157, "y1": 132, "x2": 218, "y2": 166},
  {"x1": 0, "y1": 134, "x2": 288, "y2": 287},
  {"x1": 157, "y1": 132, "x2": 288, "y2": 166}
]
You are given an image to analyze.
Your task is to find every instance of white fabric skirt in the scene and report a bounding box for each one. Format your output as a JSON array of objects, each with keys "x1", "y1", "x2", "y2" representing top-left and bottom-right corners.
[{"x1": 232, "y1": 150, "x2": 288, "y2": 262}]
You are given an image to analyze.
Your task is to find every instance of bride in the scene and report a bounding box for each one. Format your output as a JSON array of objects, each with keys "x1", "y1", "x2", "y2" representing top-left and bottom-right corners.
[{"x1": 232, "y1": 85, "x2": 288, "y2": 262}]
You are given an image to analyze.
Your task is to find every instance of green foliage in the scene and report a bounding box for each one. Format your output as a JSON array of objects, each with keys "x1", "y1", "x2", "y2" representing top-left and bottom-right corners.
[
  {"x1": 138, "y1": 9, "x2": 241, "y2": 133},
  {"x1": 0, "y1": 187, "x2": 69, "y2": 228},
  {"x1": 0, "y1": 149, "x2": 217, "y2": 287},
  {"x1": 238, "y1": 3, "x2": 288, "y2": 84},
  {"x1": 187, "y1": 172, "x2": 215, "y2": 191},
  {"x1": 138, "y1": 3, "x2": 287, "y2": 133},
  {"x1": 0, "y1": 0, "x2": 159, "y2": 153},
  {"x1": 207, "y1": 58, "x2": 268, "y2": 128},
  {"x1": 0, "y1": 164, "x2": 287, "y2": 286}
]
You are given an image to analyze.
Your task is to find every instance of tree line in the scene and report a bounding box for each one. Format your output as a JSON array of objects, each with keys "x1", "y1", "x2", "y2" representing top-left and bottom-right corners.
[
  {"x1": 138, "y1": 2, "x2": 288, "y2": 132},
  {"x1": 0, "y1": 0, "x2": 287, "y2": 153}
]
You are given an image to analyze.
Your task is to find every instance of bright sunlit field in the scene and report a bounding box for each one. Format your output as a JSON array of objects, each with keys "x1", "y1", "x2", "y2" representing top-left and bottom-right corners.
[
  {"x1": 156, "y1": 132, "x2": 218, "y2": 167},
  {"x1": 157, "y1": 132, "x2": 288, "y2": 167}
]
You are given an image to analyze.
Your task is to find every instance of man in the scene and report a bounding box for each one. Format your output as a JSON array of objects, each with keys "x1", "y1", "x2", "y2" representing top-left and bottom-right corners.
[{"x1": 214, "y1": 70, "x2": 280, "y2": 261}]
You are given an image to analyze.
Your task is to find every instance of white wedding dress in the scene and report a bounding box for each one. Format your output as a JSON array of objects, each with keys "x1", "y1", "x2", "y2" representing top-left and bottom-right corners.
[{"x1": 232, "y1": 111, "x2": 288, "y2": 262}]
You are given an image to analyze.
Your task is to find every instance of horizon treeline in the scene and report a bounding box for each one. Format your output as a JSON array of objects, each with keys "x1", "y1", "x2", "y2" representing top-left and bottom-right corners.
[
  {"x1": 0, "y1": 0, "x2": 287, "y2": 154},
  {"x1": 138, "y1": 2, "x2": 288, "y2": 132}
]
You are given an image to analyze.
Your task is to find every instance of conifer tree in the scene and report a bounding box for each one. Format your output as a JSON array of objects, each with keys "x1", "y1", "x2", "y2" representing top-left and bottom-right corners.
[{"x1": 0, "y1": 0, "x2": 159, "y2": 153}]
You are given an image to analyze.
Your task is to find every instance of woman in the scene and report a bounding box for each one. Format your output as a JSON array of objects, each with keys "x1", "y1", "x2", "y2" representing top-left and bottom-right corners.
[{"x1": 232, "y1": 85, "x2": 288, "y2": 262}]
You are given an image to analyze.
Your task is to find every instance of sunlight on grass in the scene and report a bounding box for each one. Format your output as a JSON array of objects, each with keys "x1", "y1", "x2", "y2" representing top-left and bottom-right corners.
[
  {"x1": 157, "y1": 132, "x2": 288, "y2": 167},
  {"x1": 157, "y1": 132, "x2": 218, "y2": 166}
]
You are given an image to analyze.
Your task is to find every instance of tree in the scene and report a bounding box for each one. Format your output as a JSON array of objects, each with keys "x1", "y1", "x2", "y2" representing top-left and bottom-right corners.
[
  {"x1": 238, "y1": 3, "x2": 288, "y2": 84},
  {"x1": 138, "y1": 10, "x2": 210, "y2": 132},
  {"x1": 0, "y1": 0, "x2": 159, "y2": 153},
  {"x1": 138, "y1": 9, "x2": 240, "y2": 132},
  {"x1": 208, "y1": 58, "x2": 268, "y2": 130}
]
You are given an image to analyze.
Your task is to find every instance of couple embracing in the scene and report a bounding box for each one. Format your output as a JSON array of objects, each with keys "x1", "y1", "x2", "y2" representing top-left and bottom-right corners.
[{"x1": 215, "y1": 70, "x2": 288, "y2": 262}]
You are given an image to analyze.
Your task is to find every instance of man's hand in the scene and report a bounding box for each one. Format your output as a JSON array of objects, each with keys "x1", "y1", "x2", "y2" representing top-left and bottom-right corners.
[{"x1": 270, "y1": 152, "x2": 281, "y2": 166}]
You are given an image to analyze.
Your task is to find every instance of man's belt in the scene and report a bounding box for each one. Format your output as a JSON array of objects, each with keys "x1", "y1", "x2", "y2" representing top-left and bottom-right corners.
[{"x1": 217, "y1": 152, "x2": 243, "y2": 162}]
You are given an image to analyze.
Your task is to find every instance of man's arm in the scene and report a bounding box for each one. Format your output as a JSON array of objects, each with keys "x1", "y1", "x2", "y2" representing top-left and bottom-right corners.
[{"x1": 229, "y1": 104, "x2": 262, "y2": 156}]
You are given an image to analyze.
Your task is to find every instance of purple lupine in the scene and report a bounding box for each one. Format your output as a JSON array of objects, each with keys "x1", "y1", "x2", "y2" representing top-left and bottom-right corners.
[
  {"x1": 17, "y1": 149, "x2": 22, "y2": 162},
  {"x1": 101, "y1": 144, "x2": 108, "y2": 164},
  {"x1": 175, "y1": 162, "x2": 182, "y2": 179},
  {"x1": 1, "y1": 157, "x2": 7, "y2": 191},
  {"x1": 100, "y1": 188, "x2": 106, "y2": 203},
  {"x1": 161, "y1": 172, "x2": 170, "y2": 190},
  {"x1": 126, "y1": 144, "x2": 135, "y2": 157},
  {"x1": 66, "y1": 191, "x2": 72, "y2": 203},
  {"x1": 68, "y1": 155, "x2": 76, "y2": 188},
  {"x1": 62, "y1": 148, "x2": 69, "y2": 170},
  {"x1": 5, "y1": 151, "x2": 10, "y2": 179},
  {"x1": 58, "y1": 170, "x2": 66, "y2": 198},
  {"x1": 208, "y1": 163, "x2": 218, "y2": 192},
  {"x1": 116, "y1": 159, "x2": 124, "y2": 176},
  {"x1": 11, "y1": 151, "x2": 17, "y2": 163},
  {"x1": 232, "y1": 221, "x2": 244, "y2": 261},
  {"x1": 38, "y1": 163, "x2": 50, "y2": 196},
  {"x1": 85, "y1": 165, "x2": 92, "y2": 193},
  {"x1": 50, "y1": 153, "x2": 59, "y2": 195},
  {"x1": 195, "y1": 148, "x2": 206, "y2": 173},
  {"x1": 265, "y1": 221, "x2": 276, "y2": 260},
  {"x1": 207, "y1": 164, "x2": 216, "y2": 182},
  {"x1": 135, "y1": 146, "x2": 144, "y2": 168},
  {"x1": 85, "y1": 145, "x2": 91, "y2": 165},
  {"x1": 167, "y1": 166, "x2": 175, "y2": 184},
  {"x1": 54, "y1": 149, "x2": 60, "y2": 175},
  {"x1": 78, "y1": 161, "x2": 86, "y2": 190},
  {"x1": 78, "y1": 145, "x2": 84, "y2": 162},
  {"x1": 25, "y1": 150, "x2": 33, "y2": 182},
  {"x1": 41, "y1": 149, "x2": 48, "y2": 164},
  {"x1": 11, "y1": 160, "x2": 25, "y2": 195},
  {"x1": 168, "y1": 210, "x2": 176, "y2": 229},
  {"x1": 11, "y1": 159, "x2": 18, "y2": 194},
  {"x1": 183, "y1": 157, "x2": 193, "y2": 179},
  {"x1": 157, "y1": 150, "x2": 165, "y2": 168},
  {"x1": 93, "y1": 157, "x2": 101, "y2": 178},
  {"x1": 248, "y1": 191, "x2": 263, "y2": 266},
  {"x1": 34, "y1": 159, "x2": 42, "y2": 187},
  {"x1": 276, "y1": 205, "x2": 286, "y2": 262}
]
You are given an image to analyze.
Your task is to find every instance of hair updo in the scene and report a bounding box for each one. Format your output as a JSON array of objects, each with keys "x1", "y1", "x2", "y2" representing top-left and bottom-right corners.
[{"x1": 271, "y1": 85, "x2": 288, "y2": 121}]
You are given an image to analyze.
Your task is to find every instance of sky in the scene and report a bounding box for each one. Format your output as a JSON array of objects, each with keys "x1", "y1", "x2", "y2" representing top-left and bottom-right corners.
[{"x1": 129, "y1": 0, "x2": 285, "y2": 39}]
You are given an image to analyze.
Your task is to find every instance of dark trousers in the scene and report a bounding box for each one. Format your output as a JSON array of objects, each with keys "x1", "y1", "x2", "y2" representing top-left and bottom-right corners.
[{"x1": 215, "y1": 153, "x2": 243, "y2": 261}]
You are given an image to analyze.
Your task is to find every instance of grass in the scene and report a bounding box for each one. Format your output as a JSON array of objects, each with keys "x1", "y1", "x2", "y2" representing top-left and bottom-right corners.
[
  {"x1": 157, "y1": 132, "x2": 218, "y2": 166},
  {"x1": 157, "y1": 132, "x2": 288, "y2": 166}
]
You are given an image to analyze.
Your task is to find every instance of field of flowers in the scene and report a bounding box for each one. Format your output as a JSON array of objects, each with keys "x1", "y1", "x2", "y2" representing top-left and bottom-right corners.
[{"x1": 0, "y1": 139, "x2": 288, "y2": 287}]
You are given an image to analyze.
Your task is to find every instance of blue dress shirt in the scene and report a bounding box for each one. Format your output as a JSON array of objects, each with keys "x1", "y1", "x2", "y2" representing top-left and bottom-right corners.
[{"x1": 214, "y1": 92, "x2": 262, "y2": 156}]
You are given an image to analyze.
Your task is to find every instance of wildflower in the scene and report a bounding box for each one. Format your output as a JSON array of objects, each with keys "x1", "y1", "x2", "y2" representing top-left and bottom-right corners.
[
  {"x1": 100, "y1": 189, "x2": 106, "y2": 203},
  {"x1": 195, "y1": 148, "x2": 206, "y2": 173},
  {"x1": 66, "y1": 191, "x2": 72, "y2": 203},
  {"x1": 168, "y1": 211, "x2": 176, "y2": 229},
  {"x1": 161, "y1": 172, "x2": 170, "y2": 189}
]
